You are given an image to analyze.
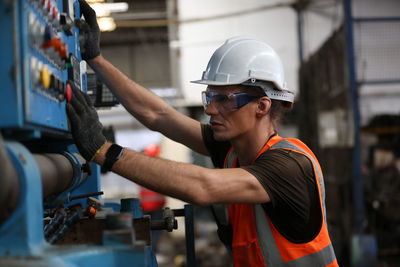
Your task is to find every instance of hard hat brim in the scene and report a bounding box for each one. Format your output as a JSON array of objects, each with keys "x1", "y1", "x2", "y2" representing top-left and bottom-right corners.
[{"x1": 190, "y1": 79, "x2": 242, "y2": 86}]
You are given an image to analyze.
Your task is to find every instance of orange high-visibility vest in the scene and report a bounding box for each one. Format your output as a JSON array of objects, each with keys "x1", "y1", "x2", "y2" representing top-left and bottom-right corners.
[{"x1": 224, "y1": 135, "x2": 338, "y2": 267}]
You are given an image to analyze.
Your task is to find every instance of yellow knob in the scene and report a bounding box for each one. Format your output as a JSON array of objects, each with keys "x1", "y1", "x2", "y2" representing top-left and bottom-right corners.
[{"x1": 40, "y1": 66, "x2": 51, "y2": 89}]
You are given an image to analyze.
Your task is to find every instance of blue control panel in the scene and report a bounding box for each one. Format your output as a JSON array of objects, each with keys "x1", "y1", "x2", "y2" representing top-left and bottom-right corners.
[
  {"x1": 0, "y1": 0, "x2": 85, "y2": 135},
  {"x1": 0, "y1": 0, "x2": 102, "y2": 217}
]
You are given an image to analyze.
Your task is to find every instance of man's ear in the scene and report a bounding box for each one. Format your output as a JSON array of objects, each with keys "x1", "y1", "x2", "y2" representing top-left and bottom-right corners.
[{"x1": 256, "y1": 97, "x2": 271, "y2": 117}]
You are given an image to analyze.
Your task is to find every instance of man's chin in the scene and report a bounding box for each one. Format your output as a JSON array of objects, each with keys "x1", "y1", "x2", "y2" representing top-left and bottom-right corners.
[{"x1": 213, "y1": 132, "x2": 229, "y2": 142}]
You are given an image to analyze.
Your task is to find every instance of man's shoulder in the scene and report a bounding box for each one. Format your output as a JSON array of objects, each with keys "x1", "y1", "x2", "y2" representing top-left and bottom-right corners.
[{"x1": 257, "y1": 147, "x2": 313, "y2": 171}]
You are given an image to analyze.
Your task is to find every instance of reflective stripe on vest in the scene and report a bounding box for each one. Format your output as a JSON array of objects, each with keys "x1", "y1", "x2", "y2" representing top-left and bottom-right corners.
[
  {"x1": 255, "y1": 204, "x2": 336, "y2": 266},
  {"x1": 224, "y1": 137, "x2": 337, "y2": 267}
]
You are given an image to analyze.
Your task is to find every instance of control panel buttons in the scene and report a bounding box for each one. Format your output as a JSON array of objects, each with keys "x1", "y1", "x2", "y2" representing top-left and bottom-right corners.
[
  {"x1": 50, "y1": 74, "x2": 57, "y2": 90},
  {"x1": 31, "y1": 57, "x2": 40, "y2": 85},
  {"x1": 40, "y1": 66, "x2": 51, "y2": 89},
  {"x1": 42, "y1": 37, "x2": 60, "y2": 50},
  {"x1": 52, "y1": 6, "x2": 58, "y2": 20},
  {"x1": 59, "y1": 81, "x2": 65, "y2": 94},
  {"x1": 29, "y1": 13, "x2": 45, "y2": 47},
  {"x1": 12, "y1": 0, "x2": 87, "y2": 131},
  {"x1": 59, "y1": 44, "x2": 68, "y2": 59},
  {"x1": 66, "y1": 82, "x2": 72, "y2": 102}
]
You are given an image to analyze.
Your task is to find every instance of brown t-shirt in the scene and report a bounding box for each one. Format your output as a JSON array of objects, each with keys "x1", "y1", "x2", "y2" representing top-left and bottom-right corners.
[{"x1": 202, "y1": 124, "x2": 322, "y2": 243}]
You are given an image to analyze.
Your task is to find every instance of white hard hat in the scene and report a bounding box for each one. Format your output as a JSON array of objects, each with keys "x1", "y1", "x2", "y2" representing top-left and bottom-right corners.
[{"x1": 191, "y1": 36, "x2": 294, "y2": 103}]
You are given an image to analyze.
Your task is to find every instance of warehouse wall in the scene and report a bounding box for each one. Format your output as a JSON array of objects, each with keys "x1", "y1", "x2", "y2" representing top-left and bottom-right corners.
[{"x1": 102, "y1": 43, "x2": 171, "y2": 88}]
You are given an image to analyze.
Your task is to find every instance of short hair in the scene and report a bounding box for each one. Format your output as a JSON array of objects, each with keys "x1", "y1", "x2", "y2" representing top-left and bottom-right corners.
[{"x1": 240, "y1": 84, "x2": 292, "y2": 130}]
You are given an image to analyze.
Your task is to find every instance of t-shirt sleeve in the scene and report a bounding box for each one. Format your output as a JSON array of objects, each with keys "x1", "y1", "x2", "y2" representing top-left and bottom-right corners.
[
  {"x1": 243, "y1": 148, "x2": 322, "y2": 243},
  {"x1": 201, "y1": 124, "x2": 231, "y2": 168},
  {"x1": 243, "y1": 149, "x2": 311, "y2": 210}
]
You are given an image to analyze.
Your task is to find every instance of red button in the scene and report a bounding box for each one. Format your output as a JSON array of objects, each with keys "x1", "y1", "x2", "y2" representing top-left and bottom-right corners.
[
  {"x1": 66, "y1": 83, "x2": 72, "y2": 102},
  {"x1": 59, "y1": 44, "x2": 68, "y2": 59},
  {"x1": 42, "y1": 37, "x2": 61, "y2": 50},
  {"x1": 52, "y1": 7, "x2": 58, "y2": 20},
  {"x1": 47, "y1": 1, "x2": 51, "y2": 12}
]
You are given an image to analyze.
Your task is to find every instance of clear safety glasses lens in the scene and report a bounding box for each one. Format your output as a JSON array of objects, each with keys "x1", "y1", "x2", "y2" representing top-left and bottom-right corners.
[{"x1": 201, "y1": 91, "x2": 259, "y2": 111}]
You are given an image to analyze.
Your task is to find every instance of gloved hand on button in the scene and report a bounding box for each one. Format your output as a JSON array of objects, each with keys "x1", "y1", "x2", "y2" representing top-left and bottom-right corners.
[{"x1": 66, "y1": 86, "x2": 106, "y2": 161}]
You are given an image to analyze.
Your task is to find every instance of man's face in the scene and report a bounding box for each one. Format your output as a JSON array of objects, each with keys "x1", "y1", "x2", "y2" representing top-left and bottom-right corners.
[{"x1": 204, "y1": 85, "x2": 260, "y2": 141}]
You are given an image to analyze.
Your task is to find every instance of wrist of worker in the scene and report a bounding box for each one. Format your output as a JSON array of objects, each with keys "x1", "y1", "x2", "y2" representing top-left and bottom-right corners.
[
  {"x1": 92, "y1": 141, "x2": 112, "y2": 165},
  {"x1": 86, "y1": 54, "x2": 103, "y2": 67}
]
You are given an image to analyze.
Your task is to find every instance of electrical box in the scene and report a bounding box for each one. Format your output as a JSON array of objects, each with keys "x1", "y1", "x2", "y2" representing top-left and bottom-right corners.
[{"x1": 0, "y1": 0, "x2": 84, "y2": 135}]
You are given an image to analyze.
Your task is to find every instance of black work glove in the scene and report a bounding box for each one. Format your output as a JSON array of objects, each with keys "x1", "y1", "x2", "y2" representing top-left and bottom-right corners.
[
  {"x1": 66, "y1": 87, "x2": 106, "y2": 161},
  {"x1": 78, "y1": 0, "x2": 101, "y2": 60}
]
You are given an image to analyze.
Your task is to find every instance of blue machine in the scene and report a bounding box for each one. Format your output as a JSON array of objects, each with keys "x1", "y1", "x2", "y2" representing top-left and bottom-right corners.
[{"x1": 0, "y1": 0, "x2": 171, "y2": 266}]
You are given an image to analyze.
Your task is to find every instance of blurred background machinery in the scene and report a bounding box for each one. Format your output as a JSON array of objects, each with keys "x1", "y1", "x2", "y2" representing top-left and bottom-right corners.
[{"x1": 296, "y1": 0, "x2": 400, "y2": 266}]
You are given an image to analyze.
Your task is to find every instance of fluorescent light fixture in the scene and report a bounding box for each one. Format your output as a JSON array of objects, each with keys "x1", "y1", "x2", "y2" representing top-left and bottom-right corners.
[
  {"x1": 98, "y1": 17, "x2": 116, "y2": 32},
  {"x1": 90, "y1": 3, "x2": 129, "y2": 17},
  {"x1": 86, "y1": 0, "x2": 104, "y2": 3}
]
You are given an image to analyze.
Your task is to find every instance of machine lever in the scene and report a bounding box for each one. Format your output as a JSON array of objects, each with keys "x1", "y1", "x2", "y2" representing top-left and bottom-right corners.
[{"x1": 70, "y1": 191, "x2": 104, "y2": 201}]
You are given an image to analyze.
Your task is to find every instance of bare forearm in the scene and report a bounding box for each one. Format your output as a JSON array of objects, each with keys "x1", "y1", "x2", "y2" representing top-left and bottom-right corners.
[
  {"x1": 87, "y1": 56, "x2": 172, "y2": 130},
  {"x1": 94, "y1": 142, "x2": 209, "y2": 204},
  {"x1": 94, "y1": 142, "x2": 270, "y2": 205},
  {"x1": 87, "y1": 56, "x2": 208, "y2": 155}
]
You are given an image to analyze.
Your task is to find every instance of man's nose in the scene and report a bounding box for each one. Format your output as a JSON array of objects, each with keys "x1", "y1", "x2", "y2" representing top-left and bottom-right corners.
[{"x1": 204, "y1": 101, "x2": 219, "y2": 115}]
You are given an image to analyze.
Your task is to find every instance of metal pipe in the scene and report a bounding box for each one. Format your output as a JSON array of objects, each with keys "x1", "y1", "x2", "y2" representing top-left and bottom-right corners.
[
  {"x1": 0, "y1": 145, "x2": 88, "y2": 224},
  {"x1": 343, "y1": 0, "x2": 365, "y2": 234},
  {"x1": 184, "y1": 205, "x2": 196, "y2": 267},
  {"x1": 34, "y1": 154, "x2": 75, "y2": 197}
]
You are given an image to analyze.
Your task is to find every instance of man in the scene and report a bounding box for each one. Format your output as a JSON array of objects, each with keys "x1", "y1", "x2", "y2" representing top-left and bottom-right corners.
[{"x1": 67, "y1": 1, "x2": 338, "y2": 266}]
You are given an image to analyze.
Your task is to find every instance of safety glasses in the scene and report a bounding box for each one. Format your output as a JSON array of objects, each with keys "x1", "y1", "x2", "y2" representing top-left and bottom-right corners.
[{"x1": 201, "y1": 91, "x2": 260, "y2": 112}]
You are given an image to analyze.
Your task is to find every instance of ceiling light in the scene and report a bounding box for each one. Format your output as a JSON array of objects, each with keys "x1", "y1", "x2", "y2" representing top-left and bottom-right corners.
[
  {"x1": 97, "y1": 17, "x2": 116, "y2": 32},
  {"x1": 86, "y1": 0, "x2": 104, "y2": 3},
  {"x1": 90, "y1": 3, "x2": 129, "y2": 17}
]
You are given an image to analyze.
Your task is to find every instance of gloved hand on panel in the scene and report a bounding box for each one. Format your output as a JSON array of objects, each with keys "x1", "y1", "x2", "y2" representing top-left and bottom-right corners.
[
  {"x1": 78, "y1": 0, "x2": 101, "y2": 60},
  {"x1": 66, "y1": 86, "x2": 106, "y2": 161}
]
